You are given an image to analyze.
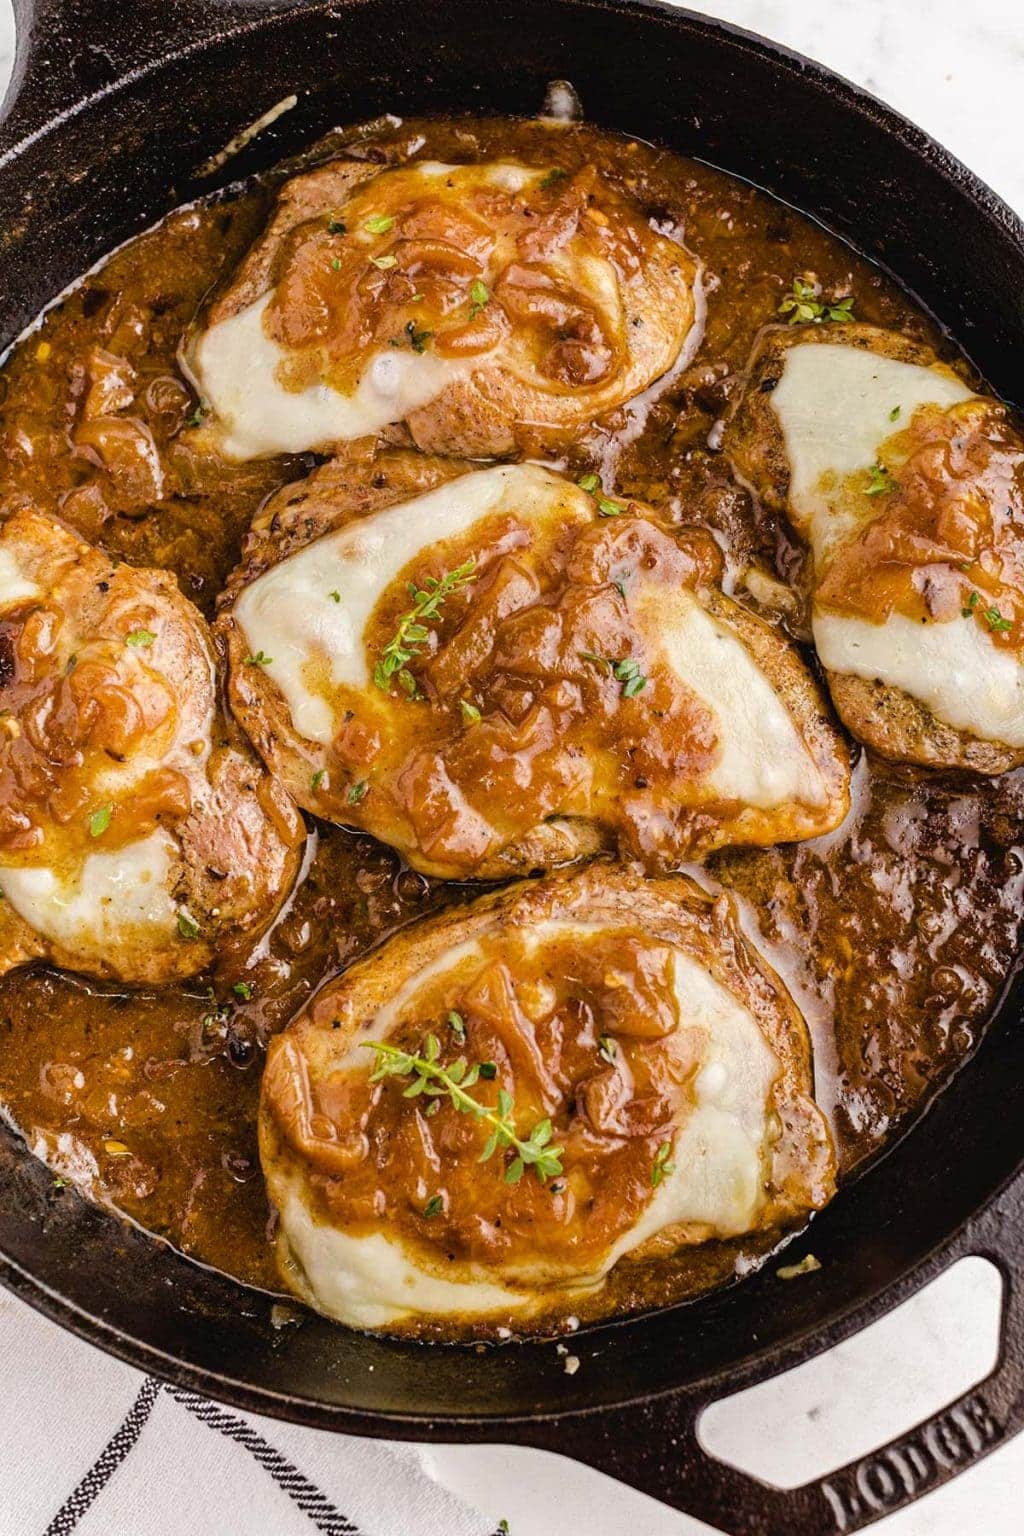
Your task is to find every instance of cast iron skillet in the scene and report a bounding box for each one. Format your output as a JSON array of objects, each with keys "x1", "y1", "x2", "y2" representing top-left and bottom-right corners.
[{"x1": 1, "y1": 2, "x2": 1023, "y2": 1531}]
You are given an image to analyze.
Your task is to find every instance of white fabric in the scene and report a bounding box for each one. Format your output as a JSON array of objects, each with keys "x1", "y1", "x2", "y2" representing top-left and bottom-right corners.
[
  {"x1": 1, "y1": 3, "x2": 1023, "y2": 1536},
  {"x1": 0, "y1": 1289, "x2": 498, "y2": 1536}
]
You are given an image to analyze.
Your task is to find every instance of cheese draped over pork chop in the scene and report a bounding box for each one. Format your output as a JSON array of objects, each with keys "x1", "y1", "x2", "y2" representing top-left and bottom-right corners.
[
  {"x1": 0, "y1": 510, "x2": 304, "y2": 983},
  {"x1": 218, "y1": 453, "x2": 849, "y2": 878},
  {"x1": 728, "y1": 324, "x2": 1024, "y2": 772},
  {"x1": 259, "y1": 865, "x2": 836, "y2": 1330},
  {"x1": 184, "y1": 157, "x2": 699, "y2": 460}
]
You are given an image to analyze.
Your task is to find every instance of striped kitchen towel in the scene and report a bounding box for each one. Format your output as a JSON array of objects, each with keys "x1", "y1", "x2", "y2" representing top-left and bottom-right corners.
[{"x1": 0, "y1": 1289, "x2": 503, "y2": 1536}]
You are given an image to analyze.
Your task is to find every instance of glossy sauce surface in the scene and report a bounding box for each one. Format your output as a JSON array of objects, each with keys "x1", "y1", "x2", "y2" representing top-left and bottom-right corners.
[
  {"x1": 0, "y1": 115, "x2": 1021, "y2": 1329},
  {"x1": 276, "y1": 927, "x2": 692, "y2": 1272}
]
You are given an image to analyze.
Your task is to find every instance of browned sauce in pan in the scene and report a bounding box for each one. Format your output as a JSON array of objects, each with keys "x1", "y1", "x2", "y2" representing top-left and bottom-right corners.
[{"x1": 0, "y1": 116, "x2": 1020, "y2": 1328}]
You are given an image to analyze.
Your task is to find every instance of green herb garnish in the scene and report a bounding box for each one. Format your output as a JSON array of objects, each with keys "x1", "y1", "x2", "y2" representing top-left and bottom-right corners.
[
  {"x1": 459, "y1": 698, "x2": 482, "y2": 725},
  {"x1": 125, "y1": 629, "x2": 156, "y2": 648},
  {"x1": 186, "y1": 399, "x2": 209, "y2": 428},
  {"x1": 404, "y1": 319, "x2": 433, "y2": 353},
  {"x1": 865, "y1": 463, "x2": 897, "y2": 497},
  {"x1": 889, "y1": 405, "x2": 902, "y2": 422},
  {"x1": 468, "y1": 279, "x2": 490, "y2": 319},
  {"x1": 88, "y1": 804, "x2": 112, "y2": 838},
  {"x1": 245, "y1": 650, "x2": 273, "y2": 667},
  {"x1": 448, "y1": 1010, "x2": 466, "y2": 1042},
  {"x1": 985, "y1": 605, "x2": 1014, "y2": 633},
  {"x1": 422, "y1": 1195, "x2": 444, "y2": 1219},
  {"x1": 363, "y1": 213, "x2": 395, "y2": 235},
  {"x1": 598, "y1": 1034, "x2": 617, "y2": 1065},
  {"x1": 329, "y1": 590, "x2": 341, "y2": 603},
  {"x1": 363, "y1": 1038, "x2": 564, "y2": 1185},
  {"x1": 580, "y1": 652, "x2": 648, "y2": 698},
  {"x1": 374, "y1": 558, "x2": 476, "y2": 697},
  {"x1": 311, "y1": 768, "x2": 326, "y2": 791},
  {"x1": 177, "y1": 910, "x2": 200, "y2": 941},
  {"x1": 348, "y1": 780, "x2": 369, "y2": 804},
  {"x1": 371, "y1": 253, "x2": 397, "y2": 270},
  {"x1": 651, "y1": 1139, "x2": 676, "y2": 1187},
  {"x1": 233, "y1": 981, "x2": 253, "y2": 1000},
  {"x1": 540, "y1": 168, "x2": 568, "y2": 191},
  {"x1": 327, "y1": 217, "x2": 347, "y2": 234},
  {"x1": 778, "y1": 277, "x2": 855, "y2": 325},
  {"x1": 576, "y1": 471, "x2": 625, "y2": 516}
]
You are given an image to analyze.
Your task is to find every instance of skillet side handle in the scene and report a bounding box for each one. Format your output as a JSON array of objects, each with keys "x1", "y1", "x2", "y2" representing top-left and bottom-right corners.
[
  {"x1": 518, "y1": 1209, "x2": 1024, "y2": 1536},
  {"x1": 0, "y1": 0, "x2": 300, "y2": 157}
]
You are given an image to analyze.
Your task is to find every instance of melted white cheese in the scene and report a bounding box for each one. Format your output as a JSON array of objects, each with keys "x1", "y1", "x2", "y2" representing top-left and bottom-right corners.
[
  {"x1": 814, "y1": 609, "x2": 1024, "y2": 747},
  {"x1": 0, "y1": 545, "x2": 42, "y2": 607},
  {"x1": 277, "y1": 1181, "x2": 531, "y2": 1329},
  {"x1": 650, "y1": 591, "x2": 827, "y2": 809},
  {"x1": 606, "y1": 949, "x2": 779, "y2": 1260},
  {"x1": 191, "y1": 294, "x2": 468, "y2": 460},
  {"x1": 770, "y1": 343, "x2": 974, "y2": 557},
  {"x1": 272, "y1": 921, "x2": 781, "y2": 1327},
  {"x1": 0, "y1": 830, "x2": 180, "y2": 960},
  {"x1": 189, "y1": 160, "x2": 547, "y2": 461},
  {"x1": 233, "y1": 464, "x2": 585, "y2": 744}
]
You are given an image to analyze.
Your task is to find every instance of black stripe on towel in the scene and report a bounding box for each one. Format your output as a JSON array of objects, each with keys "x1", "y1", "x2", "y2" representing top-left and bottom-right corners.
[
  {"x1": 166, "y1": 1385, "x2": 361, "y2": 1536},
  {"x1": 43, "y1": 1375, "x2": 162, "y2": 1535}
]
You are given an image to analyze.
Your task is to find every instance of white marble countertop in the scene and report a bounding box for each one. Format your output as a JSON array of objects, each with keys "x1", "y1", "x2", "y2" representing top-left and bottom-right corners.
[{"x1": 0, "y1": 2, "x2": 1020, "y2": 1534}]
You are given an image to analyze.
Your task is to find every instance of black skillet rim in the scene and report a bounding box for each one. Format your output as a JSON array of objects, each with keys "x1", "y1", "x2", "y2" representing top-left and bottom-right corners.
[{"x1": 0, "y1": 6, "x2": 1023, "y2": 1530}]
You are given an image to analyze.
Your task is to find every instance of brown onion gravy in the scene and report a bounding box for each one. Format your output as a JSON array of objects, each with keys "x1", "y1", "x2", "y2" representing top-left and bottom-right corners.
[{"x1": 0, "y1": 114, "x2": 1021, "y2": 1331}]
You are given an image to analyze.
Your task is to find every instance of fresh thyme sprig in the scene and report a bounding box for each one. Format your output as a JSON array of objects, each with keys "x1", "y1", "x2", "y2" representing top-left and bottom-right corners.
[
  {"x1": 373, "y1": 559, "x2": 476, "y2": 697},
  {"x1": 778, "y1": 277, "x2": 855, "y2": 326},
  {"x1": 362, "y1": 1036, "x2": 564, "y2": 1185}
]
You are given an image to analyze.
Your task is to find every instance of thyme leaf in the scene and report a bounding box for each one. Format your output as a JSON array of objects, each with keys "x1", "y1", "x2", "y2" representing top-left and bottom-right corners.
[
  {"x1": 576, "y1": 471, "x2": 625, "y2": 517},
  {"x1": 580, "y1": 652, "x2": 648, "y2": 698},
  {"x1": 405, "y1": 319, "x2": 433, "y2": 353},
  {"x1": 651, "y1": 1139, "x2": 676, "y2": 1187},
  {"x1": 88, "y1": 804, "x2": 112, "y2": 838},
  {"x1": 778, "y1": 277, "x2": 855, "y2": 326},
  {"x1": 468, "y1": 279, "x2": 490, "y2": 319},
  {"x1": 177, "y1": 910, "x2": 200, "y2": 941},
  {"x1": 865, "y1": 463, "x2": 897, "y2": 497}
]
